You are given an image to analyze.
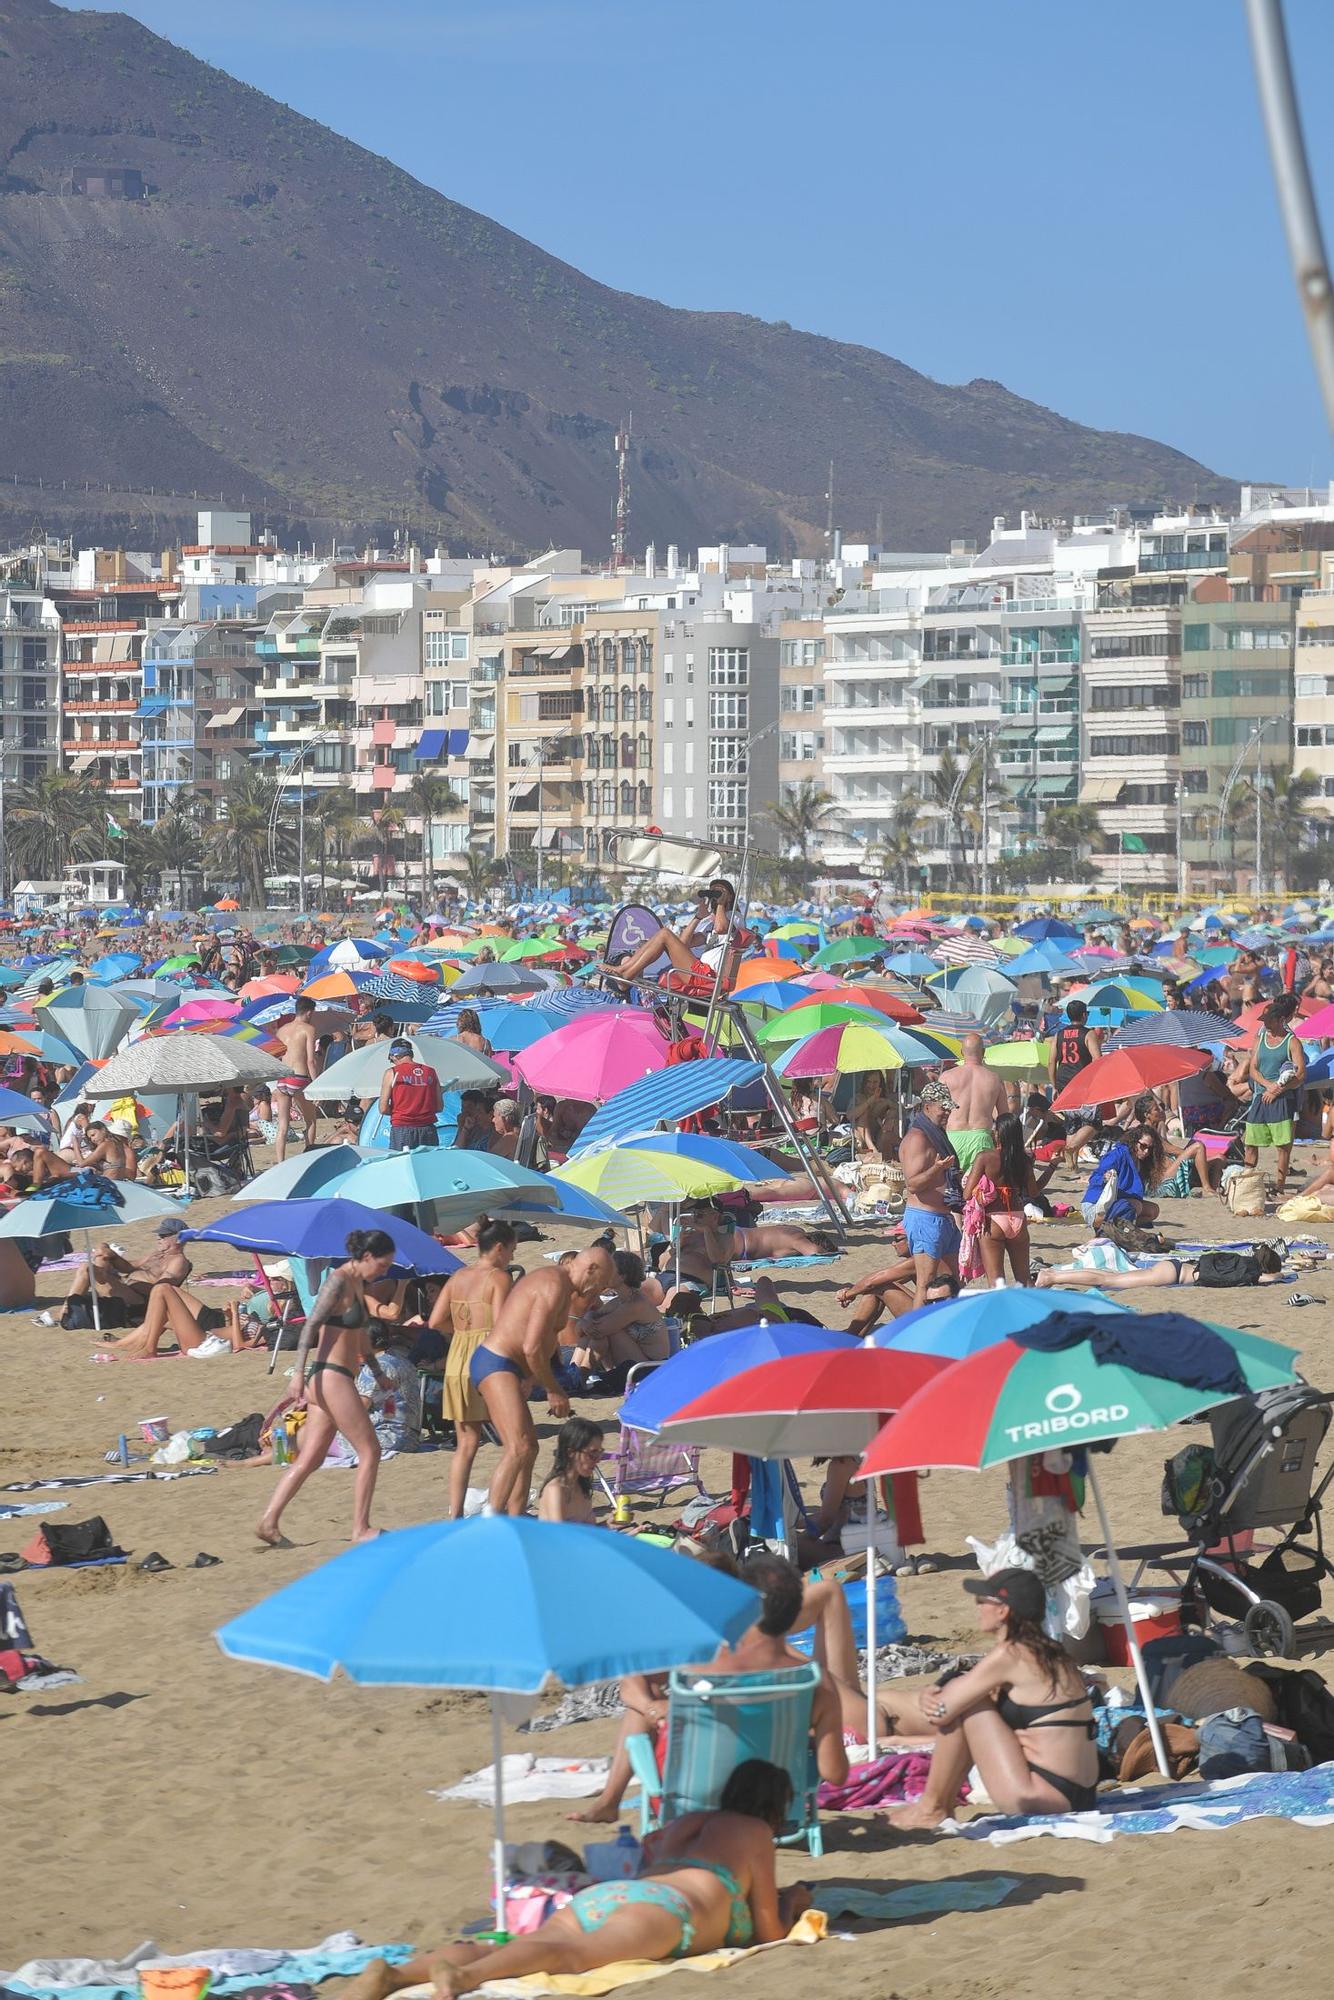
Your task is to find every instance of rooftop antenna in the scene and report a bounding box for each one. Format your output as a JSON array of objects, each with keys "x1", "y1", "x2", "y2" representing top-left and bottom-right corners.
[{"x1": 611, "y1": 415, "x2": 632, "y2": 570}]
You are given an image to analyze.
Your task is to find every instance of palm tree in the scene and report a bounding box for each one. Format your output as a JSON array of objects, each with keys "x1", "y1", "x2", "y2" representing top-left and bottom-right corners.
[
  {"x1": 217, "y1": 765, "x2": 282, "y2": 906},
  {"x1": 920, "y1": 752, "x2": 983, "y2": 887},
  {"x1": 405, "y1": 772, "x2": 461, "y2": 909},
  {"x1": 1250, "y1": 767, "x2": 1320, "y2": 891},
  {"x1": 1040, "y1": 801, "x2": 1103, "y2": 883},
  {"x1": 306, "y1": 786, "x2": 361, "y2": 904},
  {"x1": 116, "y1": 820, "x2": 163, "y2": 906},
  {"x1": 154, "y1": 792, "x2": 206, "y2": 910},
  {"x1": 358, "y1": 802, "x2": 407, "y2": 888},
  {"x1": 765, "y1": 781, "x2": 841, "y2": 877},
  {"x1": 458, "y1": 847, "x2": 502, "y2": 904},
  {"x1": 867, "y1": 796, "x2": 926, "y2": 897},
  {"x1": 5, "y1": 770, "x2": 108, "y2": 882}
]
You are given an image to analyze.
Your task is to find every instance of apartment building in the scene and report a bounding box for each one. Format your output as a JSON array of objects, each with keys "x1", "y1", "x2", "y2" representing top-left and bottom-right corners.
[
  {"x1": 777, "y1": 617, "x2": 825, "y2": 811},
  {"x1": 1295, "y1": 552, "x2": 1334, "y2": 818},
  {"x1": 0, "y1": 579, "x2": 62, "y2": 788},
  {"x1": 1078, "y1": 603, "x2": 1183, "y2": 890},
  {"x1": 1179, "y1": 599, "x2": 1294, "y2": 889},
  {"x1": 139, "y1": 616, "x2": 266, "y2": 822}
]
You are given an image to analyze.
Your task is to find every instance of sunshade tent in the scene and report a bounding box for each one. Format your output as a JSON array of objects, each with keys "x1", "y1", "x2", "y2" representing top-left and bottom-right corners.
[
  {"x1": 513, "y1": 1009, "x2": 671, "y2": 1101},
  {"x1": 859, "y1": 1314, "x2": 1300, "y2": 1777},
  {"x1": 36, "y1": 985, "x2": 140, "y2": 1060},
  {"x1": 215, "y1": 1515, "x2": 759, "y2": 1939},
  {"x1": 304, "y1": 1034, "x2": 508, "y2": 1102}
]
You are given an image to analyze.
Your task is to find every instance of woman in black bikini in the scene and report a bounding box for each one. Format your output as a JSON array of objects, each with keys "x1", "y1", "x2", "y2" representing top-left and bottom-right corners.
[
  {"x1": 889, "y1": 1568, "x2": 1099, "y2": 1826},
  {"x1": 257, "y1": 1228, "x2": 399, "y2": 1547}
]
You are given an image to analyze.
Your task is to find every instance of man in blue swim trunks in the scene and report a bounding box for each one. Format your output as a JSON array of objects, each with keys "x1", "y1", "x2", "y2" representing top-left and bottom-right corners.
[
  {"x1": 473, "y1": 1248, "x2": 616, "y2": 1516},
  {"x1": 899, "y1": 1078, "x2": 963, "y2": 1308}
]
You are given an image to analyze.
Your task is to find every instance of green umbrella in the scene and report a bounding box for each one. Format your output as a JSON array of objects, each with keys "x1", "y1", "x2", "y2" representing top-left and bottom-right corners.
[
  {"x1": 809, "y1": 937, "x2": 886, "y2": 969},
  {"x1": 157, "y1": 953, "x2": 200, "y2": 973},
  {"x1": 272, "y1": 944, "x2": 316, "y2": 967},
  {"x1": 554, "y1": 1148, "x2": 741, "y2": 1208},
  {"x1": 985, "y1": 1039, "x2": 1052, "y2": 1072},
  {"x1": 756, "y1": 1001, "x2": 892, "y2": 1048},
  {"x1": 502, "y1": 936, "x2": 561, "y2": 961}
]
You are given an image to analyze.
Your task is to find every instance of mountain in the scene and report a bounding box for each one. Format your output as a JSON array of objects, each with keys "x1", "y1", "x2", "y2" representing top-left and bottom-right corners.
[{"x1": 0, "y1": 0, "x2": 1235, "y2": 556}]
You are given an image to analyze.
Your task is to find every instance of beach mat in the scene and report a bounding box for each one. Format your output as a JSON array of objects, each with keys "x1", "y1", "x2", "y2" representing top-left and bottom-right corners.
[
  {"x1": 952, "y1": 1759, "x2": 1334, "y2": 1845},
  {"x1": 1, "y1": 1936, "x2": 416, "y2": 2000}
]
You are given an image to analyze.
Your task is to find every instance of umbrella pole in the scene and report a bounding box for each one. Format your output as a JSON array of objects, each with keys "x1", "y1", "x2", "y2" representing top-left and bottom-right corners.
[
  {"x1": 85, "y1": 1227, "x2": 100, "y2": 1334},
  {"x1": 1087, "y1": 1460, "x2": 1172, "y2": 1780},
  {"x1": 865, "y1": 1468, "x2": 878, "y2": 1759},
  {"x1": 489, "y1": 1695, "x2": 511, "y2": 1943}
]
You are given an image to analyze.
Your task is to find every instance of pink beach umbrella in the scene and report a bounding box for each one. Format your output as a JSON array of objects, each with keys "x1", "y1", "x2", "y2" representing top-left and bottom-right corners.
[
  {"x1": 158, "y1": 997, "x2": 240, "y2": 1029},
  {"x1": 513, "y1": 1008, "x2": 671, "y2": 1102}
]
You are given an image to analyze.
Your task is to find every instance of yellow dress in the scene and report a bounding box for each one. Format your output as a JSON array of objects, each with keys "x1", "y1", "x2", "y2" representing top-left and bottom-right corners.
[{"x1": 442, "y1": 1294, "x2": 491, "y2": 1426}]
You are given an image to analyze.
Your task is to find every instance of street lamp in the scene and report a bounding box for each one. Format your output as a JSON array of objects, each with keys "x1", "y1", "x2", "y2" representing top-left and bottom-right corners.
[
  {"x1": 267, "y1": 731, "x2": 332, "y2": 916},
  {"x1": 1215, "y1": 716, "x2": 1278, "y2": 895}
]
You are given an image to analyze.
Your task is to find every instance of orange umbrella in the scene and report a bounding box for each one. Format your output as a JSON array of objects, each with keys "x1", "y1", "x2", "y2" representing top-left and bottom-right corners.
[
  {"x1": 387, "y1": 958, "x2": 441, "y2": 985},
  {"x1": 0, "y1": 1031, "x2": 40, "y2": 1055},
  {"x1": 302, "y1": 970, "x2": 371, "y2": 1001},
  {"x1": 239, "y1": 974, "x2": 301, "y2": 1000},
  {"x1": 728, "y1": 958, "x2": 786, "y2": 994},
  {"x1": 213, "y1": 898, "x2": 240, "y2": 912},
  {"x1": 787, "y1": 984, "x2": 923, "y2": 1026}
]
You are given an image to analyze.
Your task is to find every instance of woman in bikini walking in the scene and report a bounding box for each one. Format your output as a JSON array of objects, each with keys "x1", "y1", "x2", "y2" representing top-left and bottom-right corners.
[{"x1": 257, "y1": 1227, "x2": 399, "y2": 1546}]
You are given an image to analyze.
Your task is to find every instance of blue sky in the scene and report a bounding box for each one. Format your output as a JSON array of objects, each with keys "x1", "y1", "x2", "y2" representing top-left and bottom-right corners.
[{"x1": 85, "y1": 0, "x2": 1334, "y2": 485}]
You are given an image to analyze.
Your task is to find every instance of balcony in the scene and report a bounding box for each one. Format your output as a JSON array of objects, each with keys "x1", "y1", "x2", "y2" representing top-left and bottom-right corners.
[
  {"x1": 1000, "y1": 647, "x2": 1078, "y2": 669},
  {"x1": 1138, "y1": 548, "x2": 1226, "y2": 573},
  {"x1": 999, "y1": 699, "x2": 1078, "y2": 719}
]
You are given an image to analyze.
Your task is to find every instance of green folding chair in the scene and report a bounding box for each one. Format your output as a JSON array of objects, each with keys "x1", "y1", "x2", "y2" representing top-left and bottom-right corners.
[{"x1": 626, "y1": 1663, "x2": 824, "y2": 1856}]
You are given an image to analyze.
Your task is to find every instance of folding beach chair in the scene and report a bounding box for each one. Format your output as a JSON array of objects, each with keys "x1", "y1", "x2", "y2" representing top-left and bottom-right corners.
[
  {"x1": 599, "y1": 1363, "x2": 711, "y2": 1511},
  {"x1": 626, "y1": 1664, "x2": 824, "y2": 1855}
]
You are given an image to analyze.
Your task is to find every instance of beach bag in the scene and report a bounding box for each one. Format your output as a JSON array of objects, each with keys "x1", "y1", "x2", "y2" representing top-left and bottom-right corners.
[
  {"x1": 19, "y1": 1517, "x2": 123, "y2": 1567},
  {"x1": 1224, "y1": 1167, "x2": 1266, "y2": 1218},
  {"x1": 1197, "y1": 1707, "x2": 1285, "y2": 1779},
  {"x1": 1242, "y1": 1663, "x2": 1334, "y2": 1764}
]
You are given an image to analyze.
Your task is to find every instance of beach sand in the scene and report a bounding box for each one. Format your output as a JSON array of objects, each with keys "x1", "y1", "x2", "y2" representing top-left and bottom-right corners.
[{"x1": 5, "y1": 1155, "x2": 1334, "y2": 1994}]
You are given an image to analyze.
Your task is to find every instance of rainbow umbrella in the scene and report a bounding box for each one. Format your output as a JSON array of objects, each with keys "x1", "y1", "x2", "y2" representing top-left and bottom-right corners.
[
  {"x1": 756, "y1": 1001, "x2": 895, "y2": 1048},
  {"x1": 772, "y1": 1021, "x2": 959, "y2": 1078},
  {"x1": 552, "y1": 1147, "x2": 741, "y2": 1208}
]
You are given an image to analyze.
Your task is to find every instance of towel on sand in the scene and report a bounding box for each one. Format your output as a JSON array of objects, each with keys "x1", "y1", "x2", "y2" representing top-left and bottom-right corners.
[
  {"x1": 1, "y1": 1935, "x2": 415, "y2": 2000},
  {"x1": 432, "y1": 1755, "x2": 613, "y2": 1805},
  {"x1": 811, "y1": 1876, "x2": 1022, "y2": 1920},
  {"x1": 395, "y1": 1911, "x2": 830, "y2": 1999},
  {"x1": 951, "y1": 1761, "x2": 1334, "y2": 1845}
]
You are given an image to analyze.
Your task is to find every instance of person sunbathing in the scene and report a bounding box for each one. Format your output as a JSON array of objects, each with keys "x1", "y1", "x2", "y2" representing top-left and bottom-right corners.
[
  {"x1": 1036, "y1": 1242, "x2": 1284, "y2": 1291},
  {"x1": 598, "y1": 878, "x2": 740, "y2": 991},
  {"x1": 96, "y1": 1284, "x2": 248, "y2": 1358},
  {"x1": 346, "y1": 1761, "x2": 809, "y2": 2000},
  {"x1": 887, "y1": 1568, "x2": 1098, "y2": 1826}
]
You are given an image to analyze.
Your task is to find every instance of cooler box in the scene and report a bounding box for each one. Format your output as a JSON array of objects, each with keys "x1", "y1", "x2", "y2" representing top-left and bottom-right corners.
[
  {"x1": 790, "y1": 1571, "x2": 906, "y2": 1656},
  {"x1": 1091, "y1": 1582, "x2": 1181, "y2": 1665}
]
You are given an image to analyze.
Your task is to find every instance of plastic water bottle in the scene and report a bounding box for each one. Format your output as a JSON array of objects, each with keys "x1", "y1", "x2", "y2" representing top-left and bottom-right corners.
[{"x1": 272, "y1": 1420, "x2": 289, "y2": 1466}]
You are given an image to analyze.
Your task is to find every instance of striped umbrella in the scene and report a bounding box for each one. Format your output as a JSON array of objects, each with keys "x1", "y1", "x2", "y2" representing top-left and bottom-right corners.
[{"x1": 552, "y1": 1147, "x2": 742, "y2": 1208}]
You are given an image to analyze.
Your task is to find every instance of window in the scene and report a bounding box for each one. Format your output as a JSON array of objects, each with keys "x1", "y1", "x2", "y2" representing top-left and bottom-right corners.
[
  {"x1": 1089, "y1": 632, "x2": 1180, "y2": 660},
  {"x1": 601, "y1": 780, "x2": 615, "y2": 815},
  {"x1": 684, "y1": 786, "x2": 694, "y2": 820},
  {"x1": 781, "y1": 731, "x2": 821, "y2": 761},
  {"x1": 708, "y1": 779, "x2": 746, "y2": 821},
  {"x1": 424, "y1": 631, "x2": 469, "y2": 667},
  {"x1": 619, "y1": 779, "x2": 634, "y2": 813},
  {"x1": 601, "y1": 688, "x2": 616, "y2": 723},
  {"x1": 1088, "y1": 732, "x2": 1179, "y2": 758},
  {"x1": 620, "y1": 687, "x2": 635, "y2": 722},
  {"x1": 1089, "y1": 684, "x2": 1176, "y2": 710},
  {"x1": 709, "y1": 690, "x2": 748, "y2": 730},
  {"x1": 663, "y1": 653, "x2": 674, "y2": 683},
  {"x1": 710, "y1": 737, "x2": 745, "y2": 774},
  {"x1": 1213, "y1": 670, "x2": 1285, "y2": 698},
  {"x1": 1296, "y1": 676, "x2": 1326, "y2": 698},
  {"x1": 1182, "y1": 673, "x2": 1207, "y2": 700},
  {"x1": 685, "y1": 696, "x2": 695, "y2": 727},
  {"x1": 1299, "y1": 626, "x2": 1334, "y2": 647},
  {"x1": 781, "y1": 684, "x2": 819, "y2": 712},
  {"x1": 20, "y1": 677, "x2": 46, "y2": 710},
  {"x1": 708, "y1": 647, "x2": 750, "y2": 686},
  {"x1": 20, "y1": 636, "x2": 48, "y2": 673},
  {"x1": 661, "y1": 785, "x2": 674, "y2": 818},
  {"x1": 1297, "y1": 726, "x2": 1332, "y2": 748},
  {"x1": 780, "y1": 638, "x2": 824, "y2": 667},
  {"x1": 584, "y1": 734, "x2": 599, "y2": 768},
  {"x1": 621, "y1": 733, "x2": 635, "y2": 769},
  {"x1": 662, "y1": 742, "x2": 673, "y2": 774},
  {"x1": 1225, "y1": 626, "x2": 1289, "y2": 651},
  {"x1": 1325, "y1": 778, "x2": 1334, "y2": 799},
  {"x1": 600, "y1": 733, "x2": 616, "y2": 768},
  {"x1": 1183, "y1": 624, "x2": 1210, "y2": 651},
  {"x1": 637, "y1": 732, "x2": 651, "y2": 768},
  {"x1": 1182, "y1": 769, "x2": 1208, "y2": 793},
  {"x1": 620, "y1": 640, "x2": 635, "y2": 676},
  {"x1": 215, "y1": 756, "x2": 232, "y2": 780},
  {"x1": 638, "y1": 687, "x2": 652, "y2": 722},
  {"x1": 1182, "y1": 721, "x2": 1208, "y2": 747},
  {"x1": 663, "y1": 696, "x2": 674, "y2": 727},
  {"x1": 684, "y1": 741, "x2": 695, "y2": 775}
]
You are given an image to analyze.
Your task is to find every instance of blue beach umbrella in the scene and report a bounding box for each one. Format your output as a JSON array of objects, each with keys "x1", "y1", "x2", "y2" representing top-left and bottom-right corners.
[
  {"x1": 0, "y1": 1177, "x2": 185, "y2": 1332},
  {"x1": 328, "y1": 1148, "x2": 561, "y2": 1229},
  {"x1": 183, "y1": 1197, "x2": 460, "y2": 1275},
  {"x1": 1014, "y1": 918, "x2": 1082, "y2": 943},
  {"x1": 230, "y1": 1143, "x2": 372, "y2": 1204},
  {"x1": 883, "y1": 951, "x2": 939, "y2": 977},
  {"x1": 215, "y1": 1515, "x2": 761, "y2": 1937},
  {"x1": 871, "y1": 1284, "x2": 1130, "y2": 1359},
  {"x1": 621, "y1": 1319, "x2": 857, "y2": 1434}
]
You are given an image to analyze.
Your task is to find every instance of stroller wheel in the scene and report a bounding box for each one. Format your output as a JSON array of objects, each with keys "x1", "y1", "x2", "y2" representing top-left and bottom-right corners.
[{"x1": 1243, "y1": 1598, "x2": 1295, "y2": 1659}]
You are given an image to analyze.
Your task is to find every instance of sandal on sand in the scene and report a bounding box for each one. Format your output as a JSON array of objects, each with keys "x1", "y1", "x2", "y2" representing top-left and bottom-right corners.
[{"x1": 1288, "y1": 1292, "x2": 1321, "y2": 1309}]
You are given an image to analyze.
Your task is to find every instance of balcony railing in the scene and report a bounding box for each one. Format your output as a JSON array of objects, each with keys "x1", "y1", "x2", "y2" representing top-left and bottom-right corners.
[
  {"x1": 1137, "y1": 548, "x2": 1226, "y2": 573},
  {"x1": 1000, "y1": 647, "x2": 1078, "y2": 668}
]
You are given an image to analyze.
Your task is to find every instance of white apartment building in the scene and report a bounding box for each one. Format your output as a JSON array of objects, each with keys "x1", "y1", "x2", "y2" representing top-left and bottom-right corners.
[{"x1": 1295, "y1": 551, "x2": 1334, "y2": 818}]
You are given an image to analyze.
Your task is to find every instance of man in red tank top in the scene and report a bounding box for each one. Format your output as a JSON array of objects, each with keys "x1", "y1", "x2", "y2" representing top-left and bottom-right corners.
[{"x1": 377, "y1": 1038, "x2": 443, "y2": 1150}]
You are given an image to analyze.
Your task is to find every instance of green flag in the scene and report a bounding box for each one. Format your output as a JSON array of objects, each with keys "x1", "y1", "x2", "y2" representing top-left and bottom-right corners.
[{"x1": 1122, "y1": 833, "x2": 1147, "y2": 854}]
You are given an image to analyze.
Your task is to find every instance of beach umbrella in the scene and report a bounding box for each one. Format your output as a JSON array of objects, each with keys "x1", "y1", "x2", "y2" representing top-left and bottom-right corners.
[
  {"x1": 860, "y1": 1313, "x2": 1300, "y2": 1777},
  {"x1": 86, "y1": 952, "x2": 142, "y2": 984},
  {"x1": 583, "y1": 1129, "x2": 781, "y2": 1184},
  {"x1": 1014, "y1": 918, "x2": 1082, "y2": 942},
  {"x1": 500, "y1": 936, "x2": 561, "y2": 961},
  {"x1": 931, "y1": 934, "x2": 1000, "y2": 967},
  {"x1": 882, "y1": 950, "x2": 939, "y2": 977},
  {"x1": 447, "y1": 962, "x2": 551, "y2": 997},
  {"x1": 755, "y1": 1001, "x2": 892, "y2": 1048},
  {"x1": 941, "y1": 965, "x2": 1017, "y2": 1025},
  {"x1": 303, "y1": 1033, "x2": 508, "y2": 1101},
  {"x1": 215, "y1": 1515, "x2": 760, "y2": 1936},
  {"x1": 870, "y1": 1283, "x2": 1131, "y2": 1359},
  {"x1": 574, "y1": 1058, "x2": 763, "y2": 1153},
  {"x1": 1003, "y1": 947, "x2": 1085, "y2": 981},
  {"x1": 0, "y1": 1030, "x2": 39, "y2": 1056},
  {"x1": 1048, "y1": 1044, "x2": 1211, "y2": 1112},
  {"x1": 183, "y1": 1197, "x2": 460, "y2": 1275},
  {"x1": 621, "y1": 1318, "x2": 859, "y2": 1435},
  {"x1": 552, "y1": 1147, "x2": 742, "y2": 1208},
  {"x1": 1297, "y1": 1002, "x2": 1334, "y2": 1041},
  {"x1": 1066, "y1": 980, "x2": 1164, "y2": 1012},
  {"x1": 729, "y1": 978, "x2": 815, "y2": 1012},
  {"x1": 230, "y1": 1143, "x2": 372, "y2": 1205},
  {"x1": 307, "y1": 939, "x2": 388, "y2": 975},
  {"x1": 239, "y1": 974, "x2": 302, "y2": 1001},
  {"x1": 808, "y1": 985, "x2": 923, "y2": 1025},
  {"x1": 662, "y1": 1343, "x2": 950, "y2": 1752},
  {"x1": 984, "y1": 1038, "x2": 1051, "y2": 1072},
  {"x1": 1104, "y1": 1012, "x2": 1241, "y2": 1049},
  {"x1": 84, "y1": 1030, "x2": 288, "y2": 1097},
  {"x1": 772, "y1": 1021, "x2": 956, "y2": 1078},
  {"x1": 809, "y1": 937, "x2": 886, "y2": 969},
  {"x1": 157, "y1": 997, "x2": 240, "y2": 1029},
  {"x1": 35, "y1": 985, "x2": 140, "y2": 1060},
  {"x1": 0, "y1": 1177, "x2": 183, "y2": 1331},
  {"x1": 328, "y1": 1148, "x2": 561, "y2": 1226},
  {"x1": 513, "y1": 1010, "x2": 671, "y2": 1102}
]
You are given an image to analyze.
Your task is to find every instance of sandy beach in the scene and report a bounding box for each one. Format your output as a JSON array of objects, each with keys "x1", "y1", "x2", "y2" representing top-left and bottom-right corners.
[{"x1": 5, "y1": 1154, "x2": 1334, "y2": 1997}]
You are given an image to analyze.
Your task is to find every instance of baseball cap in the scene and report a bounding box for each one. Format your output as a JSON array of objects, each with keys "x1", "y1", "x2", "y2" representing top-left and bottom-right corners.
[
  {"x1": 962, "y1": 1566, "x2": 1046, "y2": 1622},
  {"x1": 389, "y1": 1038, "x2": 413, "y2": 1059},
  {"x1": 157, "y1": 1216, "x2": 188, "y2": 1236}
]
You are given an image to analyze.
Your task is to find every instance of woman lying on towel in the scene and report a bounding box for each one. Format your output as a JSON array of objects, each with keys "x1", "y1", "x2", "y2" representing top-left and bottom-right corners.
[
  {"x1": 344, "y1": 1761, "x2": 811, "y2": 2000},
  {"x1": 887, "y1": 1568, "x2": 1099, "y2": 1826},
  {"x1": 1036, "y1": 1243, "x2": 1284, "y2": 1292}
]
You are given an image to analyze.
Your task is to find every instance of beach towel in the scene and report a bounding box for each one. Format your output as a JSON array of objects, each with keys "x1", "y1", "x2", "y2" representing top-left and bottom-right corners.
[
  {"x1": 811, "y1": 1875, "x2": 1022, "y2": 1920},
  {"x1": 0, "y1": 1936, "x2": 416, "y2": 2000},
  {"x1": 407, "y1": 1910, "x2": 831, "y2": 2000},
  {"x1": 0, "y1": 1503, "x2": 67, "y2": 1519},
  {"x1": 816, "y1": 1749, "x2": 938, "y2": 1811},
  {"x1": 950, "y1": 1761, "x2": 1334, "y2": 1845},
  {"x1": 732, "y1": 1254, "x2": 839, "y2": 1273},
  {"x1": 433, "y1": 1755, "x2": 614, "y2": 1806}
]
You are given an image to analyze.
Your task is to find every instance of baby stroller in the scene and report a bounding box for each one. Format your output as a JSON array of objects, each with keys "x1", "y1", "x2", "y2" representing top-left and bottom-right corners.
[{"x1": 1134, "y1": 1382, "x2": 1334, "y2": 1657}]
